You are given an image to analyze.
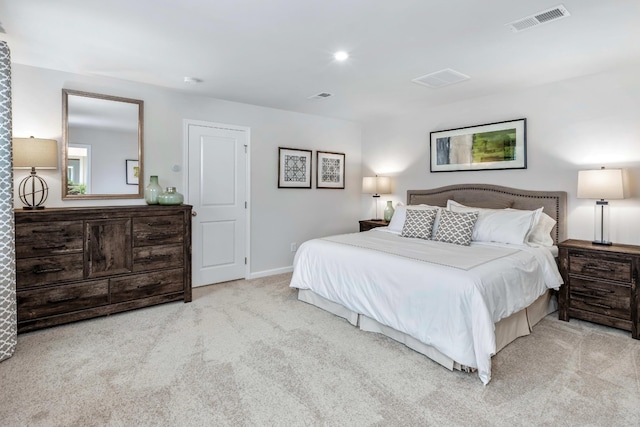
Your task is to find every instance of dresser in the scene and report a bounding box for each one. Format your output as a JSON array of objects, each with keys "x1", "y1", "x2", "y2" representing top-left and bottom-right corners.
[
  {"x1": 15, "y1": 205, "x2": 192, "y2": 333},
  {"x1": 557, "y1": 239, "x2": 640, "y2": 339}
]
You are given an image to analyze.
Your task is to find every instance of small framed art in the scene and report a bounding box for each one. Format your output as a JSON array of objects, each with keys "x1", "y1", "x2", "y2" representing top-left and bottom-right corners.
[
  {"x1": 278, "y1": 147, "x2": 312, "y2": 188},
  {"x1": 430, "y1": 118, "x2": 526, "y2": 172},
  {"x1": 126, "y1": 159, "x2": 139, "y2": 185},
  {"x1": 316, "y1": 151, "x2": 345, "y2": 189}
]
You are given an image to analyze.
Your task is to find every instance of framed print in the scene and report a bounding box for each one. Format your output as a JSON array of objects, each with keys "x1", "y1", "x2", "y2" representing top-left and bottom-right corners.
[
  {"x1": 278, "y1": 147, "x2": 312, "y2": 188},
  {"x1": 430, "y1": 118, "x2": 526, "y2": 172},
  {"x1": 126, "y1": 159, "x2": 139, "y2": 185},
  {"x1": 316, "y1": 151, "x2": 345, "y2": 189}
]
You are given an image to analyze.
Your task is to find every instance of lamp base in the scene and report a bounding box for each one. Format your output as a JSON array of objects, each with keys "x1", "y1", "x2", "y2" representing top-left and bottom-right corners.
[
  {"x1": 592, "y1": 240, "x2": 613, "y2": 246},
  {"x1": 18, "y1": 169, "x2": 49, "y2": 210},
  {"x1": 22, "y1": 206, "x2": 45, "y2": 210}
]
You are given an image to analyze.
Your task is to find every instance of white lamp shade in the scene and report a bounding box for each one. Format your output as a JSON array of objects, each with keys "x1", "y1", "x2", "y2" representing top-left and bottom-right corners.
[
  {"x1": 362, "y1": 176, "x2": 391, "y2": 195},
  {"x1": 12, "y1": 137, "x2": 58, "y2": 169},
  {"x1": 577, "y1": 168, "x2": 624, "y2": 200}
]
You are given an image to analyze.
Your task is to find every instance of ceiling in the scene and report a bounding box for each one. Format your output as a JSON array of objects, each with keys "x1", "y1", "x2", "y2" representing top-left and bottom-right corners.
[{"x1": 1, "y1": 0, "x2": 639, "y2": 123}]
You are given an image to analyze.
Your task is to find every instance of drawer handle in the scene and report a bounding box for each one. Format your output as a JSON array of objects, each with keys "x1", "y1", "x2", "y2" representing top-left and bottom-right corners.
[
  {"x1": 140, "y1": 255, "x2": 171, "y2": 263},
  {"x1": 32, "y1": 244, "x2": 66, "y2": 250},
  {"x1": 47, "y1": 296, "x2": 78, "y2": 304},
  {"x1": 137, "y1": 282, "x2": 161, "y2": 289},
  {"x1": 582, "y1": 285, "x2": 615, "y2": 294},
  {"x1": 32, "y1": 228, "x2": 65, "y2": 233},
  {"x1": 583, "y1": 264, "x2": 615, "y2": 272},
  {"x1": 148, "y1": 221, "x2": 172, "y2": 226},
  {"x1": 33, "y1": 267, "x2": 64, "y2": 274},
  {"x1": 584, "y1": 301, "x2": 612, "y2": 310},
  {"x1": 146, "y1": 234, "x2": 178, "y2": 240}
]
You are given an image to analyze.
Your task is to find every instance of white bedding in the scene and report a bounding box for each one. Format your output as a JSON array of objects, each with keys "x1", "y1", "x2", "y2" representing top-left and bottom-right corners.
[{"x1": 289, "y1": 228, "x2": 563, "y2": 384}]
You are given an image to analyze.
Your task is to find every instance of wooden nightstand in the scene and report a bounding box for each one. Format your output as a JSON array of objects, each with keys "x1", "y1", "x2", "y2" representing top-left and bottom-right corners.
[
  {"x1": 557, "y1": 239, "x2": 640, "y2": 339},
  {"x1": 359, "y1": 219, "x2": 389, "y2": 232}
]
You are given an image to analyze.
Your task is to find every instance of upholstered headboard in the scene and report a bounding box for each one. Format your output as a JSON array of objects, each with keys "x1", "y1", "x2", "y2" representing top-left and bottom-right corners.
[{"x1": 407, "y1": 184, "x2": 567, "y2": 244}]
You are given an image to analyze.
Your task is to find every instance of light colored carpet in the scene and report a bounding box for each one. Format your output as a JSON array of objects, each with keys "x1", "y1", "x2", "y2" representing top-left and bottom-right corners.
[{"x1": 1, "y1": 273, "x2": 639, "y2": 426}]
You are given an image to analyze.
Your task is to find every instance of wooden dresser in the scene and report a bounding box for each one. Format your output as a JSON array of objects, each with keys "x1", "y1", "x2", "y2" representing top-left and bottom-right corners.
[
  {"x1": 558, "y1": 239, "x2": 640, "y2": 339},
  {"x1": 15, "y1": 205, "x2": 192, "y2": 333}
]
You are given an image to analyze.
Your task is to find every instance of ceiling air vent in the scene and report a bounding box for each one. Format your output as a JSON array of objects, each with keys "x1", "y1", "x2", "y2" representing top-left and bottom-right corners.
[
  {"x1": 506, "y1": 5, "x2": 570, "y2": 33},
  {"x1": 412, "y1": 68, "x2": 470, "y2": 89},
  {"x1": 308, "y1": 92, "x2": 332, "y2": 100}
]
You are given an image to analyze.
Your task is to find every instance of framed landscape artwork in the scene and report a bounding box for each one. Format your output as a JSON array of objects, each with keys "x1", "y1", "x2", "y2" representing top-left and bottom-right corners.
[
  {"x1": 430, "y1": 118, "x2": 526, "y2": 172},
  {"x1": 316, "y1": 151, "x2": 345, "y2": 189},
  {"x1": 278, "y1": 147, "x2": 312, "y2": 188}
]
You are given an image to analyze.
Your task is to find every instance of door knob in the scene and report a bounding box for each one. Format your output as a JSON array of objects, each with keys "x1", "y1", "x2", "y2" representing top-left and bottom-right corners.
[{"x1": 191, "y1": 210, "x2": 197, "y2": 217}]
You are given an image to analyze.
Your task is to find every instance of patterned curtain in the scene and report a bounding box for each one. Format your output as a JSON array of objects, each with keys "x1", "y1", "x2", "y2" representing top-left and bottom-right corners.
[{"x1": 0, "y1": 41, "x2": 16, "y2": 362}]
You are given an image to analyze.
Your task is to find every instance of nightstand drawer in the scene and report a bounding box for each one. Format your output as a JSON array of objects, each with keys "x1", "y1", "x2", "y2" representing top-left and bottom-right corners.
[
  {"x1": 568, "y1": 252, "x2": 632, "y2": 282},
  {"x1": 569, "y1": 277, "x2": 631, "y2": 319}
]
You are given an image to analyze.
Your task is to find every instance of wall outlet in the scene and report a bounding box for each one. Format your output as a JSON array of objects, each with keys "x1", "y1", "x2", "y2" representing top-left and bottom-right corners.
[{"x1": 290, "y1": 242, "x2": 297, "y2": 252}]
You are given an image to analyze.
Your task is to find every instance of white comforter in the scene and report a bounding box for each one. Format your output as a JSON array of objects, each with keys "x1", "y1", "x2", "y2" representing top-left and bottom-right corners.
[{"x1": 289, "y1": 229, "x2": 563, "y2": 384}]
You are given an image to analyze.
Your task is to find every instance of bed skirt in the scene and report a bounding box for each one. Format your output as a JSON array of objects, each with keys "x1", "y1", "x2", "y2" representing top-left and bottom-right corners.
[{"x1": 297, "y1": 289, "x2": 556, "y2": 373}]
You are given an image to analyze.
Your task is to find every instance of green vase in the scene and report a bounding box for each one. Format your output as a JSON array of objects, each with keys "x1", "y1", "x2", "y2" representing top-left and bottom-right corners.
[
  {"x1": 383, "y1": 201, "x2": 395, "y2": 221},
  {"x1": 145, "y1": 175, "x2": 162, "y2": 205},
  {"x1": 158, "y1": 187, "x2": 184, "y2": 205}
]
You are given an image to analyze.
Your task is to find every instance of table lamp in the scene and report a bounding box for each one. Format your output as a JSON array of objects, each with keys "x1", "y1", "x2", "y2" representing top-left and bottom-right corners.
[
  {"x1": 12, "y1": 136, "x2": 58, "y2": 209},
  {"x1": 362, "y1": 175, "x2": 391, "y2": 220},
  {"x1": 577, "y1": 167, "x2": 624, "y2": 245}
]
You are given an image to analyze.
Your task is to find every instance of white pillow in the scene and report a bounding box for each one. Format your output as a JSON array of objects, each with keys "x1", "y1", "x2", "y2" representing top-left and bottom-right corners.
[
  {"x1": 388, "y1": 204, "x2": 440, "y2": 233},
  {"x1": 526, "y1": 212, "x2": 556, "y2": 247},
  {"x1": 447, "y1": 200, "x2": 539, "y2": 245}
]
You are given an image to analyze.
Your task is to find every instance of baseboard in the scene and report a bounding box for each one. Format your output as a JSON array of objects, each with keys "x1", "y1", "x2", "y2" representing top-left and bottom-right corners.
[{"x1": 249, "y1": 265, "x2": 293, "y2": 280}]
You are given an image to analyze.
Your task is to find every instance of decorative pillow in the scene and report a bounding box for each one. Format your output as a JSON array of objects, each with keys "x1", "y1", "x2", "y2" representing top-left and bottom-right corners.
[
  {"x1": 401, "y1": 208, "x2": 437, "y2": 240},
  {"x1": 434, "y1": 210, "x2": 479, "y2": 246},
  {"x1": 448, "y1": 200, "x2": 539, "y2": 245},
  {"x1": 388, "y1": 204, "x2": 440, "y2": 233},
  {"x1": 526, "y1": 212, "x2": 556, "y2": 247}
]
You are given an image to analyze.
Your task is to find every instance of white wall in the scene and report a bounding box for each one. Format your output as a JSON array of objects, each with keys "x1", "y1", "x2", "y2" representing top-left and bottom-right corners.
[
  {"x1": 11, "y1": 64, "x2": 362, "y2": 276},
  {"x1": 362, "y1": 63, "x2": 640, "y2": 245}
]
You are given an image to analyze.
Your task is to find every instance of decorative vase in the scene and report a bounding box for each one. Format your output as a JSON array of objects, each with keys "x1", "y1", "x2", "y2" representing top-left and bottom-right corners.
[
  {"x1": 145, "y1": 175, "x2": 163, "y2": 205},
  {"x1": 158, "y1": 187, "x2": 184, "y2": 205},
  {"x1": 383, "y1": 201, "x2": 395, "y2": 221}
]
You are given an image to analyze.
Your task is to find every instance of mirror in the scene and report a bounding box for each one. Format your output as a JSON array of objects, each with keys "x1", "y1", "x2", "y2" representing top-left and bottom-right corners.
[{"x1": 62, "y1": 89, "x2": 144, "y2": 199}]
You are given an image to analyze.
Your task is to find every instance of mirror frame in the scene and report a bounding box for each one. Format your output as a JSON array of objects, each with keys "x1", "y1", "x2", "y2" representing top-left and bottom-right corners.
[{"x1": 62, "y1": 89, "x2": 144, "y2": 200}]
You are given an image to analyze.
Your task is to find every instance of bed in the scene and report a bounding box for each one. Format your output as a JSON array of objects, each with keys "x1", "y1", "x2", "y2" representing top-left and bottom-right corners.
[{"x1": 289, "y1": 184, "x2": 567, "y2": 384}]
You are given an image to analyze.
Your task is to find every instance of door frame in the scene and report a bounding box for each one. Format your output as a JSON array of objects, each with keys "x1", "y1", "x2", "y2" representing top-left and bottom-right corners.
[{"x1": 182, "y1": 119, "x2": 251, "y2": 284}]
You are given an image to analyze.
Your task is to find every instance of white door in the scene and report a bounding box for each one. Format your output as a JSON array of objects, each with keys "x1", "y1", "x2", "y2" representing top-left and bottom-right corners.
[{"x1": 186, "y1": 121, "x2": 249, "y2": 286}]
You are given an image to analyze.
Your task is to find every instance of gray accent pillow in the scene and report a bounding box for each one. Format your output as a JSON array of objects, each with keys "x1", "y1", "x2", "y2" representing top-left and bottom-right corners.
[
  {"x1": 401, "y1": 208, "x2": 437, "y2": 240},
  {"x1": 434, "y1": 210, "x2": 479, "y2": 246}
]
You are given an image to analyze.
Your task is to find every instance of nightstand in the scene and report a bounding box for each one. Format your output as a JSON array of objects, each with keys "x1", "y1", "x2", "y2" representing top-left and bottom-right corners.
[
  {"x1": 359, "y1": 219, "x2": 389, "y2": 232},
  {"x1": 557, "y1": 239, "x2": 640, "y2": 339}
]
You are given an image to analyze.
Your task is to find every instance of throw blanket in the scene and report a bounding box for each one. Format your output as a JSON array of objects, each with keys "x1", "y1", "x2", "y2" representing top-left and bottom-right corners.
[{"x1": 323, "y1": 232, "x2": 518, "y2": 270}]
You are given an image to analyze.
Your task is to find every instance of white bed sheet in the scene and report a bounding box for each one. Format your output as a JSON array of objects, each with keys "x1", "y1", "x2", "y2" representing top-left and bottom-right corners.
[{"x1": 289, "y1": 229, "x2": 562, "y2": 384}]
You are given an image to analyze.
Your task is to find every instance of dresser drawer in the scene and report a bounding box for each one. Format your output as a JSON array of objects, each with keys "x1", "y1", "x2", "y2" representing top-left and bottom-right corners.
[
  {"x1": 133, "y1": 215, "x2": 184, "y2": 247},
  {"x1": 569, "y1": 277, "x2": 631, "y2": 319},
  {"x1": 16, "y1": 254, "x2": 84, "y2": 289},
  {"x1": 17, "y1": 280, "x2": 109, "y2": 321},
  {"x1": 568, "y1": 252, "x2": 632, "y2": 282},
  {"x1": 15, "y1": 221, "x2": 83, "y2": 258},
  {"x1": 110, "y1": 268, "x2": 184, "y2": 303},
  {"x1": 132, "y1": 244, "x2": 184, "y2": 272}
]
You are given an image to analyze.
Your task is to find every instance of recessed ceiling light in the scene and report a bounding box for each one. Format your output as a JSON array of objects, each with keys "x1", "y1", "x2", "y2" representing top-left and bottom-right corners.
[{"x1": 333, "y1": 51, "x2": 349, "y2": 61}]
